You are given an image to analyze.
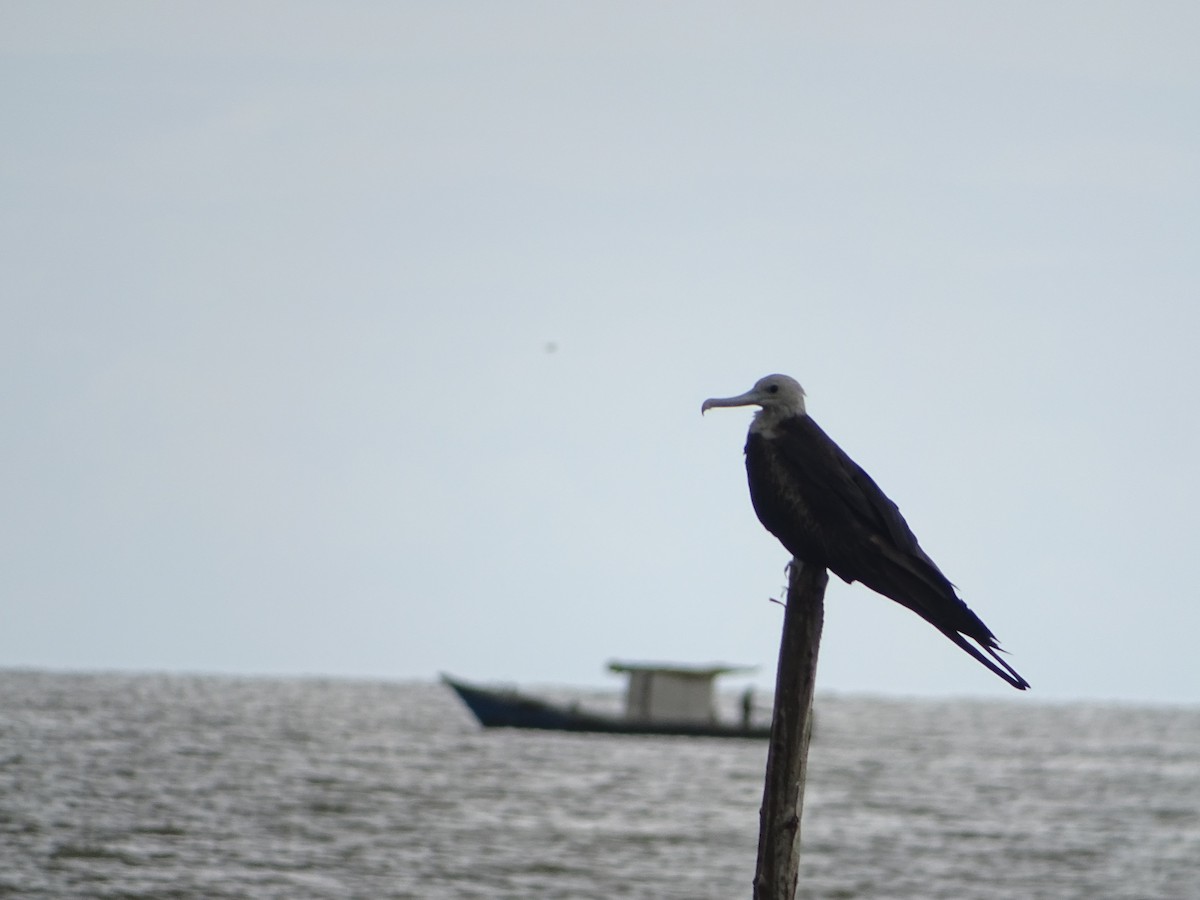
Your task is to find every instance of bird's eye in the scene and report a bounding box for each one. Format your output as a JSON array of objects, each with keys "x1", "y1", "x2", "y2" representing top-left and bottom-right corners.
[{"x1": 767, "y1": 384, "x2": 779, "y2": 394}]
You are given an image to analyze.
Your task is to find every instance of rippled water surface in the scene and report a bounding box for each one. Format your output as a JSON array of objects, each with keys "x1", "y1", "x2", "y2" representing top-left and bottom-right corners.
[{"x1": 1, "y1": 671, "x2": 1197, "y2": 899}]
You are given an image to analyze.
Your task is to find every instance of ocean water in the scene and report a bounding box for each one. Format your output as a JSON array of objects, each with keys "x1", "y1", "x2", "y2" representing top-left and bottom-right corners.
[{"x1": 0, "y1": 671, "x2": 1197, "y2": 899}]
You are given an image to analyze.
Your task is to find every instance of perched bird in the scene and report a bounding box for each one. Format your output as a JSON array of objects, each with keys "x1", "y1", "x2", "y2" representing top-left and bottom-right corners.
[{"x1": 702, "y1": 374, "x2": 1029, "y2": 690}]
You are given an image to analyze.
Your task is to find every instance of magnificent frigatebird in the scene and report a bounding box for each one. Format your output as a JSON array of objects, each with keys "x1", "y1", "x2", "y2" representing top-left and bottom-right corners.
[{"x1": 702, "y1": 374, "x2": 1029, "y2": 690}]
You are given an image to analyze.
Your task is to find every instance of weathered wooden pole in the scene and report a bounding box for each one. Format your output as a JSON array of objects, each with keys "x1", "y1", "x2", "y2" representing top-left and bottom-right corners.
[{"x1": 753, "y1": 559, "x2": 827, "y2": 900}]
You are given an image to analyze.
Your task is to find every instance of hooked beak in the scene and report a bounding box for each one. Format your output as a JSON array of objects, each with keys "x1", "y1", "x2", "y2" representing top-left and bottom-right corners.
[{"x1": 701, "y1": 389, "x2": 762, "y2": 415}]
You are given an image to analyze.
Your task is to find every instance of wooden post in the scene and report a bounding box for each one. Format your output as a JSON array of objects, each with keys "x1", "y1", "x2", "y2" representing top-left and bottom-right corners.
[{"x1": 753, "y1": 559, "x2": 827, "y2": 900}]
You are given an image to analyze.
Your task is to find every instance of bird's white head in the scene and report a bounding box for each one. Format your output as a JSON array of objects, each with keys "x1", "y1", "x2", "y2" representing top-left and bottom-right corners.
[{"x1": 701, "y1": 374, "x2": 807, "y2": 432}]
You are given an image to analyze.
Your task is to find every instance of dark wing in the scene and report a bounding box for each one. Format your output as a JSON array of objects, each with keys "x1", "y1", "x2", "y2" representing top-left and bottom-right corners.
[
  {"x1": 769, "y1": 415, "x2": 975, "y2": 613},
  {"x1": 766, "y1": 416, "x2": 944, "y2": 577},
  {"x1": 745, "y1": 418, "x2": 910, "y2": 586}
]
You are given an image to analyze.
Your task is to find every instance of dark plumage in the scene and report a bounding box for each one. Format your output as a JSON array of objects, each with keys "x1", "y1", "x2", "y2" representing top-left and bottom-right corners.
[{"x1": 703, "y1": 374, "x2": 1029, "y2": 690}]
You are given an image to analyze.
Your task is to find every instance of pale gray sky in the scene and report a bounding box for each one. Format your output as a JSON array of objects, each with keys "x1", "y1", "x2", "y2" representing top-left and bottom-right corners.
[{"x1": 3, "y1": 3, "x2": 1198, "y2": 702}]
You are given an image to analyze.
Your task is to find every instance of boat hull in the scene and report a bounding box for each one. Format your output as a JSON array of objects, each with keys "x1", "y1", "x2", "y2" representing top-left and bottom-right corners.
[{"x1": 442, "y1": 675, "x2": 771, "y2": 739}]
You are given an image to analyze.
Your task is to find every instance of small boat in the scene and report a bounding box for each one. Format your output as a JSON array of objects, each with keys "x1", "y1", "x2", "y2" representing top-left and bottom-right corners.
[{"x1": 443, "y1": 660, "x2": 771, "y2": 739}]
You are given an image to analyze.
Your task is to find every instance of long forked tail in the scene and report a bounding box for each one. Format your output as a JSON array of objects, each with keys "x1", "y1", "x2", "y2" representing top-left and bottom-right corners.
[
  {"x1": 860, "y1": 549, "x2": 1031, "y2": 690},
  {"x1": 851, "y1": 543, "x2": 1030, "y2": 689},
  {"x1": 942, "y1": 630, "x2": 1030, "y2": 690}
]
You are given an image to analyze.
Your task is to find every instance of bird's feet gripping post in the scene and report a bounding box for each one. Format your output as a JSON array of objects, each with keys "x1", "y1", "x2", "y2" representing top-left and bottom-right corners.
[{"x1": 771, "y1": 559, "x2": 806, "y2": 606}]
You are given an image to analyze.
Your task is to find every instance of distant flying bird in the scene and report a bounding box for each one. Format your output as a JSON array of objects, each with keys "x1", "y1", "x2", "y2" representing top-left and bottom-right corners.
[{"x1": 702, "y1": 374, "x2": 1029, "y2": 690}]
